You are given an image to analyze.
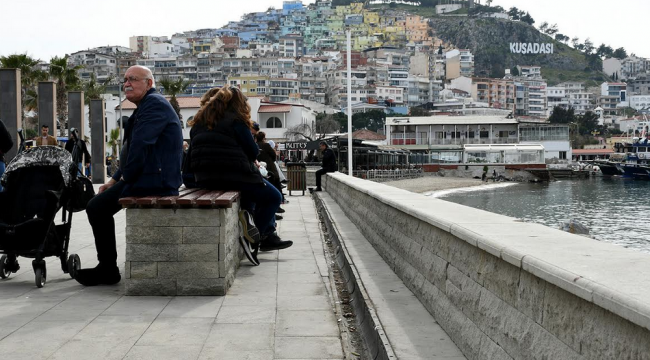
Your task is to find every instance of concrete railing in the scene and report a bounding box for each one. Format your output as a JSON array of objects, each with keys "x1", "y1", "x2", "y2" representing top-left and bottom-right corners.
[{"x1": 322, "y1": 173, "x2": 650, "y2": 359}]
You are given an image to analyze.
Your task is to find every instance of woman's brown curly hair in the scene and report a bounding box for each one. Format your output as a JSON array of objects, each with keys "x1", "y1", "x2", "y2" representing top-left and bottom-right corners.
[{"x1": 188, "y1": 86, "x2": 252, "y2": 130}]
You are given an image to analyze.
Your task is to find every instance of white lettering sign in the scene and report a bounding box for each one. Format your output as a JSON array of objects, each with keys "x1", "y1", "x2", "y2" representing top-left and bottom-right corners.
[{"x1": 509, "y1": 43, "x2": 554, "y2": 54}]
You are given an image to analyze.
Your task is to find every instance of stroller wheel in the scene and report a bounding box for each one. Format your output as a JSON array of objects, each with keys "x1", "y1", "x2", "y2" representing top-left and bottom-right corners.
[
  {"x1": 67, "y1": 254, "x2": 81, "y2": 279},
  {"x1": 0, "y1": 255, "x2": 11, "y2": 279},
  {"x1": 34, "y1": 265, "x2": 46, "y2": 288}
]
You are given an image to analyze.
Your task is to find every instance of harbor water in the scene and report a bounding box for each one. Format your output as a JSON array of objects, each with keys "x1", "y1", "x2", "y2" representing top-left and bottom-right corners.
[{"x1": 438, "y1": 177, "x2": 650, "y2": 254}]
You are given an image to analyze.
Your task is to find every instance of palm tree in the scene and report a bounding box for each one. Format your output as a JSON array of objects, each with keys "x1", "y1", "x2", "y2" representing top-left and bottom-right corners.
[
  {"x1": 159, "y1": 77, "x2": 191, "y2": 121},
  {"x1": 49, "y1": 55, "x2": 83, "y2": 133},
  {"x1": 107, "y1": 128, "x2": 121, "y2": 176},
  {"x1": 83, "y1": 73, "x2": 113, "y2": 105},
  {"x1": 0, "y1": 53, "x2": 48, "y2": 128}
]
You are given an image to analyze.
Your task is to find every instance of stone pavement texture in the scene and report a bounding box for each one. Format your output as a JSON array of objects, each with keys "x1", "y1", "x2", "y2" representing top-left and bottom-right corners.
[{"x1": 0, "y1": 191, "x2": 344, "y2": 360}]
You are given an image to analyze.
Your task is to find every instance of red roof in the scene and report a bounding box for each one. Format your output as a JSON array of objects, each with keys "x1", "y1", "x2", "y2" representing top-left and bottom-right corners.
[
  {"x1": 117, "y1": 96, "x2": 201, "y2": 110},
  {"x1": 258, "y1": 105, "x2": 292, "y2": 113},
  {"x1": 353, "y1": 129, "x2": 386, "y2": 141}
]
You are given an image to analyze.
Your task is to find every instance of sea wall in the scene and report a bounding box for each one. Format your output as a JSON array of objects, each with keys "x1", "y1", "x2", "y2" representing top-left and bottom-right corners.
[{"x1": 322, "y1": 173, "x2": 650, "y2": 359}]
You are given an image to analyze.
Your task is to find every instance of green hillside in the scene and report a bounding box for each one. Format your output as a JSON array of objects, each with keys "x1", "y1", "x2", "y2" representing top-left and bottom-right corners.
[{"x1": 368, "y1": 3, "x2": 610, "y2": 86}]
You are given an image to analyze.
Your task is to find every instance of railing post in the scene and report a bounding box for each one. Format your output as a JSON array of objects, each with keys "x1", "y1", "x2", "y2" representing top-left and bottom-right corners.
[{"x1": 0, "y1": 69, "x2": 21, "y2": 160}]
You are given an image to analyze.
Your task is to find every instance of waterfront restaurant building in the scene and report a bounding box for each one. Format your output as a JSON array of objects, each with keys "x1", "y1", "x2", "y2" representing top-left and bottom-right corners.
[{"x1": 384, "y1": 115, "x2": 565, "y2": 167}]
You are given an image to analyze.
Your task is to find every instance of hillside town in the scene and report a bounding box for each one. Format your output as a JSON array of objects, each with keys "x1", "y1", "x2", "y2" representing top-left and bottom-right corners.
[{"x1": 5, "y1": 0, "x2": 650, "y2": 165}]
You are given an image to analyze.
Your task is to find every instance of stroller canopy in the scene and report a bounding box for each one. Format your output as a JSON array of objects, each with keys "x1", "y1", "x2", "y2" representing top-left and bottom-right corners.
[{"x1": 1, "y1": 146, "x2": 75, "y2": 187}]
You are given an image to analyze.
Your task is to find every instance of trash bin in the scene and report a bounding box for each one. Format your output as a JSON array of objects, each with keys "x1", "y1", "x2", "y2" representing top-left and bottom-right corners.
[{"x1": 286, "y1": 162, "x2": 307, "y2": 196}]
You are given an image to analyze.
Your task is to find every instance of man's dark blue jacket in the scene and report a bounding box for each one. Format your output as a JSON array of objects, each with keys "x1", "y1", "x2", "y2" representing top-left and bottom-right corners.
[{"x1": 113, "y1": 88, "x2": 182, "y2": 197}]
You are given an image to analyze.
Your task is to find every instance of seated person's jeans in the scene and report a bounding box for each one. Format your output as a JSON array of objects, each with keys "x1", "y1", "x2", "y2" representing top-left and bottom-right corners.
[{"x1": 0, "y1": 161, "x2": 5, "y2": 192}]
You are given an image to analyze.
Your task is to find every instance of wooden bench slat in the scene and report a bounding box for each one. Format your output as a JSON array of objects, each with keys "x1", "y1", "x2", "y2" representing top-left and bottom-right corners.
[
  {"x1": 196, "y1": 191, "x2": 224, "y2": 206},
  {"x1": 214, "y1": 191, "x2": 240, "y2": 208},
  {"x1": 176, "y1": 189, "x2": 211, "y2": 206},
  {"x1": 157, "y1": 188, "x2": 201, "y2": 206},
  {"x1": 119, "y1": 197, "x2": 137, "y2": 205},
  {"x1": 135, "y1": 196, "x2": 159, "y2": 205}
]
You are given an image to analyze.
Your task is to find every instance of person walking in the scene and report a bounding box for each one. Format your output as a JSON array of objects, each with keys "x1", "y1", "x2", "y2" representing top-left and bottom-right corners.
[
  {"x1": 34, "y1": 124, "x2": 58, "y2": 146},
  {"x1": 74, "y1": 65, "x2": 183, "y2": 286},
  {"x1": 310, "y1": 141, "x2": 337, "y2": 193},
  {"x1": 0, "y1": 120, "x2": 14, "y2": 192}
]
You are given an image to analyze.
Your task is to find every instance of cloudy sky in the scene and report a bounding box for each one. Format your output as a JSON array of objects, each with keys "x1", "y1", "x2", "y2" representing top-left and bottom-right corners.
[{"x1": 1, "y1": 0, "x2": 647, "y2": 61}]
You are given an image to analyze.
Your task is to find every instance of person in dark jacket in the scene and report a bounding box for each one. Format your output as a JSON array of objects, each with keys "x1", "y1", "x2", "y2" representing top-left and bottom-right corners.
[
  {"x1": 311, "y1": 141, "x2": 337, "y2": 192},
  {"x1": 64, "y1": 132, "x2": 91, "y2": 174},
  {"x1": 0, "y1": 119, "x2": 14, "y2": 192},
  {"x1": 255, "y1": 132, "x2": 286, "y2": 215},
  {"x1": 188, "y1": 86, "x2": 292, "y2": 252},
  {"x1": 75, "y1": 65, "x2": 183, "y2": 286}
]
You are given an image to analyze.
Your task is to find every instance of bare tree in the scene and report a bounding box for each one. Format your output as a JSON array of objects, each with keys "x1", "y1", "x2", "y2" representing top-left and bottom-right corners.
[{"x1": 284, "y1": 115, "x2": 339, "y2": 142}]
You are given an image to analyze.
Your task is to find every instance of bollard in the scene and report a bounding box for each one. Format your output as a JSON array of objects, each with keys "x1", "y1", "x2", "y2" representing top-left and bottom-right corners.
[
  {"x1": 89, "y1": 99, "x2": 106, "y2": 184},
  {"x1": 37, "y1": 82, "x2": 57, "y2": 136},
  {"x1": 0, "y1": 69, "x2": 22, "y2": 160}
]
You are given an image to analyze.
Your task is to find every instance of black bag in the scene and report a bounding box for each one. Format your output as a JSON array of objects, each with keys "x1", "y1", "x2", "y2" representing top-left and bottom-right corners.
[{"x1": 69, "y1": 175, "x2": 95, "y2": 212}]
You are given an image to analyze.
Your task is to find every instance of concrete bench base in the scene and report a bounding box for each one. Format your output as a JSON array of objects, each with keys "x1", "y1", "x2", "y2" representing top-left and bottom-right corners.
[{"x1": 121, "y1": 190, "x2": 242, "y2": 296}]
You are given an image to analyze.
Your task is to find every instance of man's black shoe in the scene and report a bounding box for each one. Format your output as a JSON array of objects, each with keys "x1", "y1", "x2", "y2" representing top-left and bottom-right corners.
[
  {"x1": 275, "y1": 214, "x2": 283, "y2": 220},
  {"x1": 259, "y1": 233, "x2": 293, "y2": 251},
  {"x1": 281, "y1": 179, "x2": 288, "y2": 184},
  {"x1": 75, "y1": 264, "x2": 121, "y2": 286},
  {"x1": 276, "y1": 207, "x2": 286, "y2": 214}
]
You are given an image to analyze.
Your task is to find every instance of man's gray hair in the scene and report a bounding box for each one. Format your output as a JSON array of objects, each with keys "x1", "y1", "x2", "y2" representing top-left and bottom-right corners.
[{"x1": 131, "y1": 65, "x2": 155, "y2": 88}]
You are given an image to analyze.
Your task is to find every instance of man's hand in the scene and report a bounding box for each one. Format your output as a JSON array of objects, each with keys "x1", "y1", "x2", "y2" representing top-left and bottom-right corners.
[
  {"x1": 254, "y1": 160, "x2": 261, "y2": 168},
  {"x1": 98, "y1": 178, "x2": 117, "y2": 194}
]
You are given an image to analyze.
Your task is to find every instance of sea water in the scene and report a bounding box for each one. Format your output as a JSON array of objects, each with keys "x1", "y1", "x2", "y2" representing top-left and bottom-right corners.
[{"x1": 437, "y1": 177, "x2": 650, "y2": 254}]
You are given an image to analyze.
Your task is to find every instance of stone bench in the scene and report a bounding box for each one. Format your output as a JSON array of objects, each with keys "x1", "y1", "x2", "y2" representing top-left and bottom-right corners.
[{"x1": 119, "y1": 188, "x2": 242, "y2": 296}]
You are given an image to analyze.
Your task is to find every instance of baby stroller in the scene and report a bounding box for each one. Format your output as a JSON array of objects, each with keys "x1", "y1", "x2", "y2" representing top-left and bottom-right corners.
[{"x1": 0, "y1": 131, "x2": 83, "y2": 288}]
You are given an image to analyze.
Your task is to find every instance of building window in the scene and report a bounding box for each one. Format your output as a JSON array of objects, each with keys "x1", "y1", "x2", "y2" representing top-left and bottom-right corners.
[
  {"x1": 266, "y1": 117, "x2": 283, "y2": 128},
  {"x1": 559, "y1": 151, "x2": 567, "y2": 160}
]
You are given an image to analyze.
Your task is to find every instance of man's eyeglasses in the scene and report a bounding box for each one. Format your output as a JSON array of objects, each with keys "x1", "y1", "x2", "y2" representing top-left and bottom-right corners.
[{"x1": 122, "y1": 76, "x2": 147, "y2": 84}]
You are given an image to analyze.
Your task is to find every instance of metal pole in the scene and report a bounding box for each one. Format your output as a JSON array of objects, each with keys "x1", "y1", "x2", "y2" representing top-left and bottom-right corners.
[{"x1": 347, "y1": 30, "x2": 353, "y2": 176}]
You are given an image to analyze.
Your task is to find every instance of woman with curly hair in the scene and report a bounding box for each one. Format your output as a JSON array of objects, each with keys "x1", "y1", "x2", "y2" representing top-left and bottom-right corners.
[{"x1": 188, "y1": 86, "x2": 292, "y2": 254}]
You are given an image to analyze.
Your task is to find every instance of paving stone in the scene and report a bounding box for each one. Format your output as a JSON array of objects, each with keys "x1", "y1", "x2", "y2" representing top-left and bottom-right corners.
[
  {"x1": 49, "y1": 339, "x2": 135, "y2": 360},
  {"x1": 159, "y1": 296, "x2": 224, "y2": 318},
  {"x1": 136, "y1": 317, "x2": 213, "y2": 346},
  {"x1": 204, "y1": 323, "x2": 274, "y2": 350},
  {"x1": 274, "y1": 337, "x2": 344, "y2": 359},
  {"x1": 198, "y1": 349, "x2": 274, "y2": 360},
  {"x1": 215, "y1": 305, "x2": 276, "y2": 324},
  {"x1": 102, "y1": 296, "x2": 171, "y2": 317},
  {"x1": 276, "y1": 310, "x2": 339, "y2": 337},
  {"x1": 123, "y1": 345, "x2": 203, "y2": 360}
]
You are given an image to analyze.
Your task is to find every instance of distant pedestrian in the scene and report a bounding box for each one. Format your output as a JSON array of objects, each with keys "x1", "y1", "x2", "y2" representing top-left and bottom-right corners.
[
  {"x1": 310, "y1": 141, "x2": 336, "y2": 192},
  {"x1": 0, "y1": 119, "x2": 14, "y2": 192},
  {"x1": 34, "y1": 125, "x2": 57, "y2": 146}
]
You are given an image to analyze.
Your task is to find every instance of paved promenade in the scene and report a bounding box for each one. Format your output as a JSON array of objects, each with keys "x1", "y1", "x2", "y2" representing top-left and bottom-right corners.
[{"x1": 0, "y1": 192, "x2": 344, "y2": 360}]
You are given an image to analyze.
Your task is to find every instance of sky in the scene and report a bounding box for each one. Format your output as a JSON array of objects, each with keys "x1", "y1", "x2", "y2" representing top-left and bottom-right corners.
[{"x1": 0, "y1": 0, "x2": 647, "y2": 61}]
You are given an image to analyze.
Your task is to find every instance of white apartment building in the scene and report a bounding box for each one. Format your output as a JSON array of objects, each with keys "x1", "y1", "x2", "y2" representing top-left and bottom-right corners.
[
  {"x1": 376, "y1": 86, "x2": 404, "y2": 105},
  {"x1": 68, "y1": 51, "x2": 118, "y2": 83},
  {"x1": 621, "y1": 56, "x2": 650, "y2": 80},
  {"x1": 546, "y1": 86, "x2": 569, "y2": 114},
  {"x1": 629, "y1": 95, "x2": 650, "y2": 111},
  {"x1": 129, "y1": 35, "x2": 169, "y2": 57},
  {"x1": 569, "y1": 92, "x2": 594, "y2": 114},
  {"x1": 459, "y1": 50, "x2": 475, "y2": 77}
]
